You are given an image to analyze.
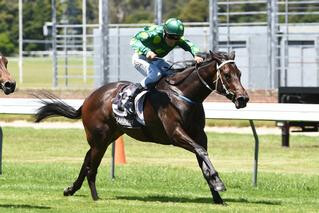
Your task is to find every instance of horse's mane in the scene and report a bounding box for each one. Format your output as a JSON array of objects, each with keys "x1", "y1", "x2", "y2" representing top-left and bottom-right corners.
[
  {"x1": 165, "y1": 55, "x2": 214, "y2": 85},
  {"x1": 166, "y1": 66, "x2": 195, "y2": 85},
  {"x1": 165, "y1": 51, "x2": 232, "y2": 86}
]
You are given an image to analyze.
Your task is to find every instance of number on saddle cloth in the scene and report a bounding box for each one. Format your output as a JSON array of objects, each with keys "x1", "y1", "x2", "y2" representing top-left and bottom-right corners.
[
  {"x1": 113, "y1": 84, "x2": 136, "y2": 112},
  {"x1": 111, "y1": 83, "x2": 145, "y2": 128}
]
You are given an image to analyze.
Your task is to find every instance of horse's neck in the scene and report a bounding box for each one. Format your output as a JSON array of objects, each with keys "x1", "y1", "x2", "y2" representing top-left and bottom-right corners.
[{"x1": 172, "y1": 63, "x2": 216, "y2": 103}]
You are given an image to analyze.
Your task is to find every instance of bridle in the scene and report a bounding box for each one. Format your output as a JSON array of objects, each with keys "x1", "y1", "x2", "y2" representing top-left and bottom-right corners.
[{"x1": 195, "y1": 59, "x2": 235, "y2": 96}]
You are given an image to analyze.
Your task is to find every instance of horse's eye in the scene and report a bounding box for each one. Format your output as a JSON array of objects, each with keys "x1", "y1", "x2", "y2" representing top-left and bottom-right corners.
[{"x1": 224, "y1": 73, "x2": 231, "y2": 81}]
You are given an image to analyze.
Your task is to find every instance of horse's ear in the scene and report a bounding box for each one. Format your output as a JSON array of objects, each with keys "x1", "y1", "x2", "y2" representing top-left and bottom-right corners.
[
  {"x1": 229, "y1": 51, "x2": 235, "y2": 60},
  {"x1": 211, "y1": 51, "x2": 222, "y2": 64},
  {"x1": 2, "y1": 56, "x2": 8, "y2": 67}
]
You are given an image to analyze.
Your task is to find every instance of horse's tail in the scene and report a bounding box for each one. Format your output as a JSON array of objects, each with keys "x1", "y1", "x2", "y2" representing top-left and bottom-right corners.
[{"x1": 34, "y1": 97, "x2": 82, "y2": 123}]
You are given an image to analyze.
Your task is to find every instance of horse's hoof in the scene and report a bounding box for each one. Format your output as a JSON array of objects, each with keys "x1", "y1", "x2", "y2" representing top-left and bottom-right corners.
[
  {"x1": 213, "y1": 199, "x2": 225, "y2": 205},
  {"x1": 213, "y1": 182, "x2": 226, "y2": 192},
  {"x1": 63, "y1": 186, "x2": 74, "y2": 196},
  {"x1": 92, "y1": 195, "x2": 99, "y2": 201}
]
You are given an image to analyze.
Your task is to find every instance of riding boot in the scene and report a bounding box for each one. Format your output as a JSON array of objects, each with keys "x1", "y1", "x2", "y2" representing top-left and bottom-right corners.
[{"x1": 124, "y1": 83, "x2": 144, "y2": 115}]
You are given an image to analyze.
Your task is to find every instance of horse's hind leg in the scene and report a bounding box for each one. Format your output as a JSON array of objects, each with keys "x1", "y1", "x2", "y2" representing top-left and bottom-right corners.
[
  {"x1": 86, "y1": 146, "x2": 107, "y2": 200},
  {"x1": 64, "y1": 144, "x2": 108, "y2": 200},
  {"x1": 63, "y1": 124, "x2": 116, "y2": 200},
  {"x1": 83, "y1": 124, "x2": 121, "y2": 200},
  {"x1": 64, "y1": 149, "x2": 91, "y2": 196}
]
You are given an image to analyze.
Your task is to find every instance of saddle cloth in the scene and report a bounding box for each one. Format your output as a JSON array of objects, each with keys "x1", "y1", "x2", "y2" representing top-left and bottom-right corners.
[{"x1": 112, "y1": 84, "x2": 148, "y2": 128}]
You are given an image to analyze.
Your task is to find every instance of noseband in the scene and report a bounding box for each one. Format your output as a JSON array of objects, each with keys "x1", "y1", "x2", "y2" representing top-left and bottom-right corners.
[{"x1": 196, "y1": 60, "x2": 235, "y2": 96}]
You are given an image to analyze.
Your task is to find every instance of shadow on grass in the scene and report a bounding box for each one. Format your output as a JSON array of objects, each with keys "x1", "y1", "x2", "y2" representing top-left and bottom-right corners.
[
  {"x1": 74, "y1": 194, "x2": 88, "y2": 198},
  {"x1": 116, "y1": 195, "x2": 281, "y2": 205},
  {"x1": 0, "y1": 204, "x2": 51, "y2": 209},
  {"x1": 225, "y1": 197, "x2": 281, "y2": 205}
]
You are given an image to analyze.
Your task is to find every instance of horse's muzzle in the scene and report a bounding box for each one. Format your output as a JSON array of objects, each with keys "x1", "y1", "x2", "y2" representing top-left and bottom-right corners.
[
  {"x1": 1, "y1": 81, "x2": 16, "y2": 95},
  {"x1": 234, "y1": 96, "x2": 249, "y2": 109}
]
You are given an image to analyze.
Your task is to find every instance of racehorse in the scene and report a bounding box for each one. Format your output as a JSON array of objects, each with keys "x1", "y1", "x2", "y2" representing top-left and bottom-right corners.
[
  {"x1": 0, "y1": 53, "x2": 15, "y2": 95},
  {"x1": 35, "y1": 51, "x2": 249, "y2": 204}
]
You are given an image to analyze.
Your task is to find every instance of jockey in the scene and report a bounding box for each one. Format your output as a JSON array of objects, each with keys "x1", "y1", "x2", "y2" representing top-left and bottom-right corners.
[{"x1": 126, "y1": 18, "x2": 204, "y2": 113}]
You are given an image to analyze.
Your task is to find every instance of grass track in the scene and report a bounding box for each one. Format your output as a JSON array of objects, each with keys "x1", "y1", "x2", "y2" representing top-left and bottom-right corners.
[
  {"x1": 7, "y1": 57, "x2": 94, "y2": 89},
  {"x1": 0, "y1": 127, "x2": 318, "y2": 212}
]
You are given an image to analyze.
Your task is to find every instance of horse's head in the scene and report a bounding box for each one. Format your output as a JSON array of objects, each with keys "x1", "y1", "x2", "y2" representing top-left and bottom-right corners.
[
  {"x1": 209, "y1": 51, "x2": 249, "y2": 108},
  {"x1": 0, "y1": 54, "x2": 16, "y2": 95}
]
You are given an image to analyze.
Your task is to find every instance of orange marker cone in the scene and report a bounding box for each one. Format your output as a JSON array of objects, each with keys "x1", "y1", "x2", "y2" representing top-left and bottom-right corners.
[{"x1": 115, "y1": 136, "x2": 126, "y2": 164}]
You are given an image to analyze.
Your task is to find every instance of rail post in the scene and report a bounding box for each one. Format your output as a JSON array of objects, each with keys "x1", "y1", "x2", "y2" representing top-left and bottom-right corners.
[{"x1": 281, "y1": 121, "x2": 290, "y2": 147}]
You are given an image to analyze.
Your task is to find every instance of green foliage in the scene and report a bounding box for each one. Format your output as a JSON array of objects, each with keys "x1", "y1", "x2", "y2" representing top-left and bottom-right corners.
[
  {"x1": 63, "y1": 0, "x2": 82, "y2": 24},
  {"x1": 0, "y1": 33, "x2": 15, "y2": 55},
  {"x1": 162, "y1": 0, "x2": 186, "y2": 21},
  {"x1": 110, "y1": 0, "x2": 155, "y2": 23},
  {"x1": 23, "y1": 0, "x2": 55, "y2": 51},
  {"x1": 179, "y1": 0, "x2": 208, "y2": 22},
  {"x1": 124, "y1": 10, "x2": 154, "y2": 23},
  {"x1": 0, "y1": 0, "x2": 18, "y2": 55}
]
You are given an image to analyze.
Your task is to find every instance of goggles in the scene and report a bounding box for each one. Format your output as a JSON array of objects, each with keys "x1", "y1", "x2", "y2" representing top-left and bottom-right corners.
[{"x1": 166, "y1": 34, "x2": 181, "y2": 40}]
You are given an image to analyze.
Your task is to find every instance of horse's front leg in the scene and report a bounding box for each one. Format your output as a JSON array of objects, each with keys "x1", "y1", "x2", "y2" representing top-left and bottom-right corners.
[
  {"x1": 196, "y1": 155, "x2": 224, "y2": 204},
  {"x1": 195, "y1": 131, "x2": 224, "y2": 204},
  {"x1": 172, "y1": 127, "x2": 226, "y2": 195},
  {"x1": 193, "y1": 131, "x2": 226, "y2": 193}
]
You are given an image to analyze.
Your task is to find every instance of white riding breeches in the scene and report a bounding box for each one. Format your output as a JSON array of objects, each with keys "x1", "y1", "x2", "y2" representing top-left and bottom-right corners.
[{"x1": 132, "y1": 53, "x2": 171, "y2": 89}]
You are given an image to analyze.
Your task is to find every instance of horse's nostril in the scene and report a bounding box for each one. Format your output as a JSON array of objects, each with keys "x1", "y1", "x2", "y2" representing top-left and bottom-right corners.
[
  {"x1": 4, "y1": 82, "x2": 10, "y2": 88},
  {"x1": 237, "y1": 96, "x2": 249, "y2": 102},
  {"x1": 237, "y1": 96, "x2": 244, "y2": 102},
  {"x1": 4, "y1": 81, "x2": 16, "y2": 93},
  {"x1": 4, "y1": 81, "x2": 15, "y2": 88}
]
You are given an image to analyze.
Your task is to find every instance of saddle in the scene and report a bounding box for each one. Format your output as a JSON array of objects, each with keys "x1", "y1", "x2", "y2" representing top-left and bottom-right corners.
[
  {"x1": 112, "y1": 84, "x2": 148, "y2": 128},
  {"x1": 112, "y1": 58, "x2": 204, "y2": 128}
]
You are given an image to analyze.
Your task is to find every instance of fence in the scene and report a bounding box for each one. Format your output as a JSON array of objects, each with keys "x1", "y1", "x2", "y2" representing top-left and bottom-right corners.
[{"x1": 16, "y1": 0, "x2": 319, "y2": 90}]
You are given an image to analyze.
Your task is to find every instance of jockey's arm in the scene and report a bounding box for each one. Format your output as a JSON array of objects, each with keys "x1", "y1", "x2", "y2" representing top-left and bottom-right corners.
[{"x1": 178, "y1": 37, "x2": 203, "y2": 63}]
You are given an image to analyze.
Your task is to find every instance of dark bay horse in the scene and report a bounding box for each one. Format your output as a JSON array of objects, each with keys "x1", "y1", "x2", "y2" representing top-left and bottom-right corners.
[
  {"x1": 35, "y1": 51, "x2": 249, "y2": 204},
  {"x1": 0, "y1": 53, "x2": 16, "y2": 95}
]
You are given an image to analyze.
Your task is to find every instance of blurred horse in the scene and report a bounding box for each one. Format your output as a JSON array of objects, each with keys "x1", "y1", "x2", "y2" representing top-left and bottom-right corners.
[
  {"x1": 0, "y1": 53, "x2": 16, "y2": 95},
  {"x1": 35, "y1": 51, "x2": 249, "y2": 204}
]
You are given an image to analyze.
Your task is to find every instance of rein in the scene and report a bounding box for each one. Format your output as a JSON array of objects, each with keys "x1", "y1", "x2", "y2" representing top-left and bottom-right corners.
[
  {"x1": 168, "y1": 58, "x2": 235, "y2": 105},
  {"x1": 196, "y1": 60, "x2": 235, "y2": 95}
]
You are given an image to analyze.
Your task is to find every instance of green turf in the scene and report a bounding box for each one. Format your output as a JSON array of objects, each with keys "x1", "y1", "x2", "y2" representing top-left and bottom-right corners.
[
  {"x1": 0, "y1": 127, "x2": 318, "y2": 212},
  {"x1": 7, "y1": 57, "x2": 94, "y2": 89}
]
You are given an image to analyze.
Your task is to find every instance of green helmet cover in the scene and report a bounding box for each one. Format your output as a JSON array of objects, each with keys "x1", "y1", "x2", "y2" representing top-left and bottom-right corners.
[{"x1": 163, "y1": 18, "x2": 184, "y2": 36}]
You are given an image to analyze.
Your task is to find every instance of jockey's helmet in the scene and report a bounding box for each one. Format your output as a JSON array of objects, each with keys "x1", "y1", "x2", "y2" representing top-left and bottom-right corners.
[{"x1": 163, "y1": 18, "x2": 184, "y2": 37}]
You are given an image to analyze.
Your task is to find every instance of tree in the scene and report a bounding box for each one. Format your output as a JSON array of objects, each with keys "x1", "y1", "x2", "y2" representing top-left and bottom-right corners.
[
  {"x1": 0, "y1": 0, "x2": 18, "y2": 55},
  {"x1": 23, "y1": 0, "x2": 52, "y2": 51},
  {"x1": 179, "y1": 0, "x2": 208, "y2": 22},
  {"x1": 110, "y1": 0, "x2": 154, "y2": 23},
  {"x1": 0, "y1": 33, "x2": 15, "y2": 55}
]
